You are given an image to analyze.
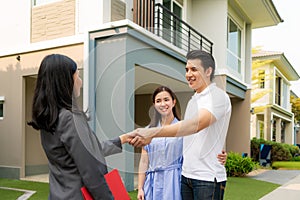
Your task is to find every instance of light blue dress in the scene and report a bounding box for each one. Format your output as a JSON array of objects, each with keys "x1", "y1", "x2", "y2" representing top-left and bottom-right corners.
[{"x1": 143, "y1": 118, "x2": 183, "y2": 200}]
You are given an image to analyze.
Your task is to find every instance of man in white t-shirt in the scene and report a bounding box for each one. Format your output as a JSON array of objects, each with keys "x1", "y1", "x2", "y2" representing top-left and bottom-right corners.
[{"x1": 130, "y1": 50, "x2": 232, "y2": 199}]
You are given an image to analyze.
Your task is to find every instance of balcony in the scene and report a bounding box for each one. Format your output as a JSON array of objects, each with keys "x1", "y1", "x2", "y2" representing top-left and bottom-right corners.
[{"x1": 133, "y1": 0, "x2": 213, "y2": 54}]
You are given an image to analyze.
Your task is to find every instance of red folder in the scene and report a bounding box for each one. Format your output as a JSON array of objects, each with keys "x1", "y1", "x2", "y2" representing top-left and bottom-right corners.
[{"x1": 81, "y1": 169, "x2": 130, "y2": 200}]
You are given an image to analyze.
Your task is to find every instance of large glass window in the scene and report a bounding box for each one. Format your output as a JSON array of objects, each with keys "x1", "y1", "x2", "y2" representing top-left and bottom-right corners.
[{"x1": 227, "y1": 17, "x2": 241, "y2": 73}]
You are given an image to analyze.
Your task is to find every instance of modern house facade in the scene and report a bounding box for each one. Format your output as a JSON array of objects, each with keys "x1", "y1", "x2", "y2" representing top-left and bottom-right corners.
[
  {"x1": 251, "y1": 50, "x2": 300, "y2": 144},
  {"x1": 0, "y1": 0, "x2": 282, "y2": 190}
]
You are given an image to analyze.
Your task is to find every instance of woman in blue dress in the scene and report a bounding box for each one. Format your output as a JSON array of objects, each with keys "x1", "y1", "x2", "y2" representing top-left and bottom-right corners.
[
  {"x1": 137, "y1": 86, "x2": 182, "y2": 200},
  {"x1": 137, "y1": 86, "x2": 227, "y2": 200}
]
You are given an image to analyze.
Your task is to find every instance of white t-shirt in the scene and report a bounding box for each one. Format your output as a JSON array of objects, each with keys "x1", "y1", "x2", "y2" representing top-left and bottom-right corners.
[{"x1": 182, "y1": 83, "x2": 231, "y2": 182}]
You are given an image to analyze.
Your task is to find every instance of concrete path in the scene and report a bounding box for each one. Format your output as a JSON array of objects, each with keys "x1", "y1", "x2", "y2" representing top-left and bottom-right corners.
[{"x1": 247, "y1": 169, "x2": 300, "y2": 200}]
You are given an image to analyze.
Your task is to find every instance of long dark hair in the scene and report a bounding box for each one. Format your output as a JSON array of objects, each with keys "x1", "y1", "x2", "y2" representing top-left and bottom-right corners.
[
  {"x1": 28, "y1": 54, "x2": 78, "y2": 132},
  {"x1": 149, "y1": 86, "x2": 181, "y2": 128}
]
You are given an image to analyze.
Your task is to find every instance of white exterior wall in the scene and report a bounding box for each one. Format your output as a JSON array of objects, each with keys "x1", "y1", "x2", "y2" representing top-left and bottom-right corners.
[
  {"x1": 0, "y1": 0, "x2": 109, "y2": 55},
  {"x1": 189, "y1": 0, "x2": 227, "y2": 75},
  {"x1": 77, "y1": 0, "x2": 105, "y2": 33},
  {"x1": 0, "y1": 0, "x2": 31, "y2": 52}
]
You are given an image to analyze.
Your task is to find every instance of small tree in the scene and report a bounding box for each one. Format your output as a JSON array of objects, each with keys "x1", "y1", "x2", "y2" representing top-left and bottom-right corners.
[{"x1": 290, "y1": 95, "x2": 300, "y2": 124}]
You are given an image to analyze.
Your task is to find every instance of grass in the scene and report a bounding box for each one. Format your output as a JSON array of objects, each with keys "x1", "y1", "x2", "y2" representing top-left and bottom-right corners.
[
  {"x1": 223, "y1": 177, "x2": 279, "y2": 200},
  {"x1": 0, "y1": 188, "x2": 23, "y2": 199},
  {"x1": 0, "y1": 178, "x2": 49, "y2": 199},
  {"x1": 272, "y1": 161, "x2": 300, "y2": 169},
  {"x1": 127, "y1": 177, "x2": 280, "y2": 200},
  {"x1": 0, "y1": 176, "x2": 280, "y2": 200}
]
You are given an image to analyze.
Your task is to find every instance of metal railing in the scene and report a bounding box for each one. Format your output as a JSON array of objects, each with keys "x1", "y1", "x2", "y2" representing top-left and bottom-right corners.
[
  {"x1": 134, "y1": 1, "x2": 213, "y2": 54},
  {"x1": 154, "y1": 3, "x2": 213, "y2": 54}
]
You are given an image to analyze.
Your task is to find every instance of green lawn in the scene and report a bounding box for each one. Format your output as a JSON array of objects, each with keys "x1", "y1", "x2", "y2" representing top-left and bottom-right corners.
[
  {"x1": 0, "y1": 178, "x2": 49, "y2": 200},
  {"x1": 128, "y1": 177, "x2": 279, "y2": 200},
  {"x1": 1, "y1": 176, "x2": 279, "y2": 200},
  {"x1": 223, "y1": 177, "x2": 279, "y2": 200},
  {"x1": 272, "y1": 161, "x2": 300, "y2": 169}
]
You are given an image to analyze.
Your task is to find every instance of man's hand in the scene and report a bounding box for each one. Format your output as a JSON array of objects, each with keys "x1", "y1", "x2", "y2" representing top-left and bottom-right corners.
[
  {"x1": 217, "y1": 150, "x2": 227, "y2": 165},
  {"x1": 128, "y1": 128, "x2": 159, "y2": 147}
]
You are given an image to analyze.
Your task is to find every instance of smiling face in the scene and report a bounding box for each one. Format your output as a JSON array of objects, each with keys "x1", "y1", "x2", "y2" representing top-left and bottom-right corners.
[
  {"x1": 185, "y1": 59, "x2": 212, "y2": 93},
  {"x1": 153, "y1": 91, "x2": 176, "y2": 118}
]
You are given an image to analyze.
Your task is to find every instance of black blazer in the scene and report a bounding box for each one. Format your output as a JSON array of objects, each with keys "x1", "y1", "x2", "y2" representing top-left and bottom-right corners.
[{"x1": 41, "y1": 108, "x2": 122, "y2": 200}]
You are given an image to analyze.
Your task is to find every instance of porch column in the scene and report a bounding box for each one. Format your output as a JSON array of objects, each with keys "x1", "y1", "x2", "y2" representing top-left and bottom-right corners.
[{"x1": 276, "y1": 118, "x2": 281, "y2": 143}]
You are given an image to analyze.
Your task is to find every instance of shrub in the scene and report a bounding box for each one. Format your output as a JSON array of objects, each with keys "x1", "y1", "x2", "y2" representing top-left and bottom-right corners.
[
  {"x1": 225, "y1": 152, "x2": 256, "y2": 177},
  {"x1": 251, "y1": 138, "x2": 300, "y2": 162},
  {"x1": 291, "y1": 156, "x2": 300, "y2": 162},
  {"x1": 251, "y1": 137, "x2": 264, "y2": 162},
  {"x1": 271, "y1": 143, "x2": 292, "y2": 161},
  {"x1": 288, "y1": 145, "x2": 300, "y2": 157}
]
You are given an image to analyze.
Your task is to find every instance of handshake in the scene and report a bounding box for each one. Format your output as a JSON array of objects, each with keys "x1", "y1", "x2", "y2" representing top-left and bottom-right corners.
[{"x1": 119, "y1": 127, "x2": 161, "y2": 147}]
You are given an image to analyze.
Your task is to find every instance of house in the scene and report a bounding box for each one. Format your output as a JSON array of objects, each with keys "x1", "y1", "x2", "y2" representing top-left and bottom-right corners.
[
  {"x1": 290, "y1": 90, "x2": 300, "y2": 145},
  {"x1": 0, "y1": 0, "x2": 282, "y2": 190},
  {"x1": 251, "y1": 50, "x2": 300, "y2": 144}
]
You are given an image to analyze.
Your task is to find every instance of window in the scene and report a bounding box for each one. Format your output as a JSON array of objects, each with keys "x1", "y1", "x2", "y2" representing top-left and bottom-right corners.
[
  {"x1": 0, "y1": 97, "x2": 4, "y2": 120},
  {"x1": 258, "y1": 70, "x2": 265, "y2": 89},
  {"x1": 282, "y1": 81, "x2": 288, "y2": 109},
  {"x1": 274, "y1": 71, "x2": 289, "y2": 109},
  {"x1": 275, "y1": 76, "x2": 281, "y2": 105},
  {"x1": 281, "y1": 121, "x2": 286, "y2": 143},
  {"x1": 272, "y1": 119, "x2": 276, "y2": 142},
  {"x1": 32, "y1": 0, "x2": 60, "y2": 6},
  {"x1": 227, "y1": 17, "x2": 241, "y2": 73},
  {"x1": 162, "y1": 0, "x2": 183, "y2": 47},
  {"x1": 258, "y1": 121, "x2": 264, "y2": 139}
]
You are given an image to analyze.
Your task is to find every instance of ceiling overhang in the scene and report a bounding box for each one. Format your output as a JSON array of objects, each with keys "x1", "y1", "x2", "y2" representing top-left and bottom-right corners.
[{"x1": 230, "y1": 0, "x2": 283, "y2": 28}]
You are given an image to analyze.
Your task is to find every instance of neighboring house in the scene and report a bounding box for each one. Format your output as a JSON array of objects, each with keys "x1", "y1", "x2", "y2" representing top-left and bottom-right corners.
[
  {"x1": 251, "y1": 50, "x2": 300, "y2": 144},
  {"x1": 0, "y1": 0, "x2": 282, "y2": 190},
  {"x1": 290, "y1": 90, "x2": 300, "y2": 145}
]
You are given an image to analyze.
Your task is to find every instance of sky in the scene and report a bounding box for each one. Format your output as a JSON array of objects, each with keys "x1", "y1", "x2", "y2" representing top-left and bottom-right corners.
[{"x1": 252, "y1": 0, "x2": 300, "y2": 96}]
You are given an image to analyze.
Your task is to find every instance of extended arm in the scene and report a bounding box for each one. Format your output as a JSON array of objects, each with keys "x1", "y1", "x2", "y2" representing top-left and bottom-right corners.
[
  {"x1": 100, "y1": 133, "x2": 132, "y2": 157},
  {"x1": 130, "y1": 108, "x2": 216, "y2": 147}
]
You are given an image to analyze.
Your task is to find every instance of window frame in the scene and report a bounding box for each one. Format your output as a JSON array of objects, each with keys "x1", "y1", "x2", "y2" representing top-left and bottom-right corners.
[
  {"x1": 274, "y1": 68, "x2": 289, "y2": 109},
  {"x1": 226, "y1": 16, "x2": 242, "y2": 74}
]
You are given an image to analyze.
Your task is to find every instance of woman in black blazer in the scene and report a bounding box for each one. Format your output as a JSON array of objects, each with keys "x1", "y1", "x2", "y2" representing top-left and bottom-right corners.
[{"x1": 28, "y1": 54, "x2": 131, "y2": 199}]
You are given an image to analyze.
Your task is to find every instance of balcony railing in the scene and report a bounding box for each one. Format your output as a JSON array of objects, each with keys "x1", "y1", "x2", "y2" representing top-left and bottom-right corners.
[{"x1": 133, "y1": 0, "x2": 213, "y2": 54}]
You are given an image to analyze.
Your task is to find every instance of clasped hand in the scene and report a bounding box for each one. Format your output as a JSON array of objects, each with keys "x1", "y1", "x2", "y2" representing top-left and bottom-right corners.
[{"x1": 125, "y1": 127, "x2": 159, "y2": 147}]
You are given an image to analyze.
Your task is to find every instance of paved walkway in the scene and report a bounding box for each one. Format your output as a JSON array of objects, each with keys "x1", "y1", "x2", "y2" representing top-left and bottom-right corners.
[{"x1": 247, "y1": 169, "x2": 300, "y2": 200}]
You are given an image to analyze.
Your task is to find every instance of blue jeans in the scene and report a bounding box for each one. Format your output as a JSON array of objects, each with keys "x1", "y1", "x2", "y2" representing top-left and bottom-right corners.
[{"x1": 181, "y1": 175, "x2": 226, "y2": 200}]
